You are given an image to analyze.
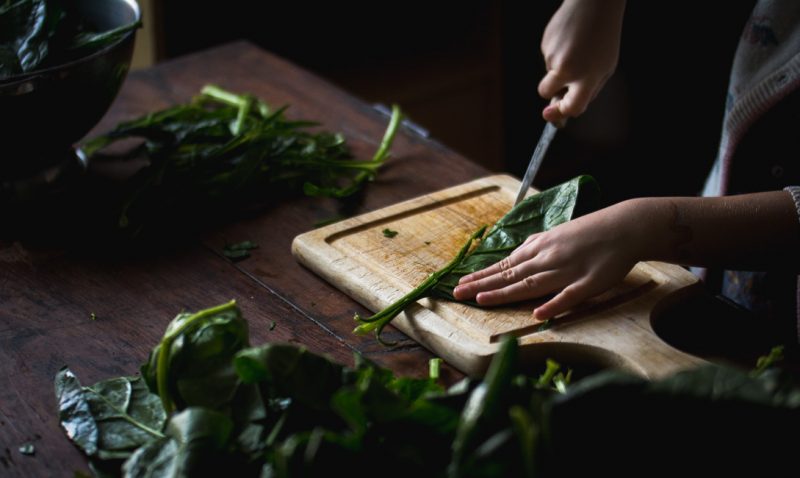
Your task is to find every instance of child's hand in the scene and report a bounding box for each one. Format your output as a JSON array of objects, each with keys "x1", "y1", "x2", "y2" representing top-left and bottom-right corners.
[
  {"x1": 539, "y1": 0, "x2": 626, "y2": 123},
  {"x1": 453, "y1": 200, "x2": 642, "y2": 320},
  {"x1": 453, "y1": 190, "x2": 800, "y2": 319}
]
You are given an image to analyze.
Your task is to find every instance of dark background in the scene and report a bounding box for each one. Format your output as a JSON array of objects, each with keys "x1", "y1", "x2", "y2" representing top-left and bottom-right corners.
[{"x1": 158, "y1": 1, "x2": 755, "y2": 205}]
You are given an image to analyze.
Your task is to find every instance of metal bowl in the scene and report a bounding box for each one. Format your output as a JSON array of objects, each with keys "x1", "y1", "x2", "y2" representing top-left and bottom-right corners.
[{"x1": 0, "y1": 0, "x2": 141, "y2": 182}]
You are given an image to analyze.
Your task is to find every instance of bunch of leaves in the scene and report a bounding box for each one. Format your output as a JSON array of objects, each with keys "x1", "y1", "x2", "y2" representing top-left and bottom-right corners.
[
  {"x1": 0, "y1": 0, "x2": 141, "y2": 79},
  {"x1": 354, "y1": 175, "x2": 600, "y2": 344},
  {"x1": 80, "y1": 85, "x2": 402, "y2": 235},
  {"x1": 56, "y1": 301, "x2": 800, "y2": 477}
]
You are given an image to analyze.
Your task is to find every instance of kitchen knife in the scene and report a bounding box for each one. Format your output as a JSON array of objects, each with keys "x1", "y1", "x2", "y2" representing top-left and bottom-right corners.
[{"x1": 513, "y1": 121, "x2": 558, "y2": 207}]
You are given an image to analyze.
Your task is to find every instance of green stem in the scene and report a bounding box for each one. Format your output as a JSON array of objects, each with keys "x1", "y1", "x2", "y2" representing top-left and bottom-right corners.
[
  {"x1": 232, "y1": 95, "x2": 253, "y2": 136},
  {"x1": 353, "y1": 226, "x2": 486, "y2": 345},
  {"x1": 372, "y1": 104, "x2": 403, "y2": 163},
  {"x1": 156, "y1": 300, "x2": 238, "y2": 414},
  {"x1": 201, "y1": 85, "x2": 247, "y2": 108},
  {"x1": 429, "y1": 358, "x2": 442, "y2": 380},
  {"x1": 200, "y1": 85, "x2": 253, "y2": 136}
]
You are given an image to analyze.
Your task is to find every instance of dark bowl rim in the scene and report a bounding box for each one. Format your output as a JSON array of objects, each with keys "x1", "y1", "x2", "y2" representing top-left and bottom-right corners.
[{"x1": 0, "y1": 0, "x2": 142, "y2": 87}]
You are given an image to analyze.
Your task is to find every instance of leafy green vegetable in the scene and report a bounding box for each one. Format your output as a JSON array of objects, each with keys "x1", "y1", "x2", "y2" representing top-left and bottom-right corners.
[
  {"x1": 55, "y1": 368, "x2": 166, "y2": 461},
  {"x1": 80, "y1": 85, "x2": 403, "y2": 234},
  {"x1": 354, "y1": 175, "x2": 600, "y2": 343},
  {"x1": 140, "y1": 300, "x2": 248, "y2": 414},
  {"x1": 382, "y1": 228, "x2": 398, "y2": 238},
  {"x1": 450, "y1": 335, "x2": 518, "y2": 476},
  {"x1": 752, "y1": 345, "x2": 785, "y2": 377},
  {"x1": 56, "y1": 301, "x2": 800, "y2": 477},
  {"x1": 222, "y1": 241, "x2": 258, "y2": 262},
  {"x1": 122, "y1": 408, "x2": 234, "y2": 478},
  {"x1": 431, "y1": 175, "x2": 600, "y2": 300},
  {"x1": 353, "y1": 225, "x2": 488, "y2": 345},
  {"x1": 0, "y1": 0, "x2": 141, "y2": 79}
]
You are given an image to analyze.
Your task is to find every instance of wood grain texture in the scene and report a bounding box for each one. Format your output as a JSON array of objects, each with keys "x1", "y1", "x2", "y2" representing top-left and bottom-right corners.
[
  {"x1": 293, "y1": 175, "x2": 707, "y2": 378},
  {"x1": 0, "y1": 41, "x2": 481, "y2": 476}
]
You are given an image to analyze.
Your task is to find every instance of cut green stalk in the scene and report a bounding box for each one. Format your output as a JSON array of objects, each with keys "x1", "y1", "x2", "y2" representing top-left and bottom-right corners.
[
  {"x1": 752, "y1": 345, "x2": 785, "y2": 377},
  {"x1": 429, "y1": 358, "x2": 443, "y2": 380},
  {"x1": 373, "y1": 104, "x2": 403, "y2": 163},
  {"x1": 535, "y1": 359, "x2": 561, "y2": 390},
  {"x1": 353, "y1": 226, "x2": 487, "y2": 345}
]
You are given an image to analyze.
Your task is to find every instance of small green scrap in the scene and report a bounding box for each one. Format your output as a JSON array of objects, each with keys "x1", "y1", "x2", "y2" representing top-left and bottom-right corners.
[
  {"x1": 90, "y1": 313, "x2": 97, "y2": 321},
  {"x1": 752, "y1": 345, "x2": 785, "y2": 376},
  {"x1": 223, "y1": 241, "x2": 259, "y2": 262},
  {"x1": 269, "y1": 321, "x2": 276, "y2": 331},
  {"x1": 18, "y1": 443, "x2": 35, "y2": 455},
  {"x1": 429, "y1": 358, "x2": 442, "y2": 380},
  {"x1": 382, "y1": 228, "x2": 399, "y2": 238}
]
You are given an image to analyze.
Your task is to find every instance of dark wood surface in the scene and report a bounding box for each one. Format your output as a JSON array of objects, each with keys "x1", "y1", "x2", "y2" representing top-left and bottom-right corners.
[{"x1": 0, "y1": 41, "x2": 487, "y2": 477}]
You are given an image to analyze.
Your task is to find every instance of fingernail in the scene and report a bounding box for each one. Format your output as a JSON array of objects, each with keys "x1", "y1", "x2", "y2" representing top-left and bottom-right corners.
[{"x1": 453, "y1": 286, "x2": 464, "y2": 299}]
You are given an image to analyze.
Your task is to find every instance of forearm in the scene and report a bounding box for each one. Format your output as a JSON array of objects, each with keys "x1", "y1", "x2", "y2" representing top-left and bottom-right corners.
[{"x1": 624, "y1": 191, "x2": 800, "y2": 270}]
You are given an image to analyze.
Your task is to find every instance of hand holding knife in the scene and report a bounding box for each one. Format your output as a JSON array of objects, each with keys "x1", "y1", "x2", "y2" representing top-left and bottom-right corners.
[{"x1": 513, "y1": 99, "x2": 567, "y2": 207}]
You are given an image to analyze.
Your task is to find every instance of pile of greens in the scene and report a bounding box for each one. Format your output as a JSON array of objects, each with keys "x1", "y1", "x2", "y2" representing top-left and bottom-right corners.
[
  {"x1": 0, "y1": 0, "x2": 141, "y2": 79},
  {"x1": 80, "y1": 85, "x2": 402, "y2": 234},
  {"x1": 355, "y1": 175, "x2": 600, "y2": 343},
  {"x1": 56, "y1": 301, "x2": 800, "y2": 477}
]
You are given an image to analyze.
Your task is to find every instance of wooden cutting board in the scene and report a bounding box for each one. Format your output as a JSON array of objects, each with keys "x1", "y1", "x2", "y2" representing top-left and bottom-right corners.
[{"x1": 292, "y1": 175, "x2": 706, "y2": 379}]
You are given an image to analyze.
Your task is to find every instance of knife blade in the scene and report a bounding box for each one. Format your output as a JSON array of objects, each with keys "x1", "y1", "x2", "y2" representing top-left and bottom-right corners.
[{"x1": 513, "y1": 121, "x2": 558, "y2": 207}]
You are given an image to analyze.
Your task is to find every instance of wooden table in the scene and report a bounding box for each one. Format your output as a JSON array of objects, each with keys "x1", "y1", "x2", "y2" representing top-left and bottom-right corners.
[{"x1": 0, "y1": 41, "x2": 487, "y2": 477}]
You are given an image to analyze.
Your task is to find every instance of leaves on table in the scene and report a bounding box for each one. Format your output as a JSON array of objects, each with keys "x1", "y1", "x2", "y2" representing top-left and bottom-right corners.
[
  {"x1": 55, "y1": 368, "x2": 166, "y2": 462},
  {"x1": 55, "y1": 301, "x2": 800, "y2": 477},
  {"x1": 18, "y1": 443, "x2": 35, "y2": 455},
  {"x1": 122, "y1": 408, "x2": 234, "y2": 478},
  {"x1": 140, "y1": 300, "x2": 249, "y2": 414},
  {"x1": 79, "y1": 85, "x2": 403, "y2": 236},
  {"x1": 382, "y1": 228, "x2": 398, "y2": 238},
  {"x1": 222, "y1": 240, "x2": 258, "y2": 262},
  {"x1": 354, "y1": 175, "x2": 600, "y2": 343}
]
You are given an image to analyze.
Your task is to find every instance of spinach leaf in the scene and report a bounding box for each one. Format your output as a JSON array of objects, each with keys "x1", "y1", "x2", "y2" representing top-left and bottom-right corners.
[
  {"x1": 355, "y1": 175, "x2": 600, "y2": 343},
  {"x1": 67, "y1": 19, "x2": 142, "y2": 55},
  {"x1": 80, "y1": 85, "x2": 403, "y2": 235},
  {"x1": 0, "y1": 0, "x2": 139, "y2": 80},
  {"x1": 55, "y1": 301, "x2": 800, "y2": 478},
  {"x1": 222, "y1": 240, "x2": 258, "y2": 262},
  {"x1": 432, "y1": 175, "x2": 599, "y2": 299},
  {"x1": 449, "y1": 335, "x2": 518, "y2": 475},
  {"x1": 140, "y1": 300, "x2": 249, "y2": 414},
  {"x1": 234, "y1": 344, "x2": 346, "y2": 412},
  {"x1": 122, "y1": 408, "x2": 234, "y2": 478},
  {"x1": 0, "y1": 0, "x2": 50, "y2": 74},
  {"x1": 55, "y1": 368, "x2": 166, "y2": 461}
]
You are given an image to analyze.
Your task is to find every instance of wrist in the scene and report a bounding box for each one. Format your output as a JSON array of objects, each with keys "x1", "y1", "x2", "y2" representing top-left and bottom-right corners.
[{"x1": 619, "y1": 197, "x2": 693, "y2": 264}]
